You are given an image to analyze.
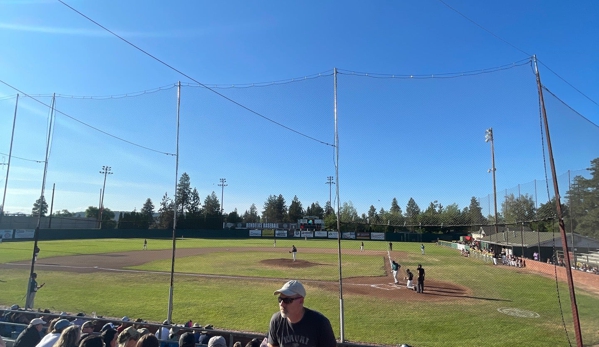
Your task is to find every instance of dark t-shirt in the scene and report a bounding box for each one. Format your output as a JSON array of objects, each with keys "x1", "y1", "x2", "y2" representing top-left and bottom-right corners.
[
  {"x1": 29, "y1": 278, "x2": 38, "y2": 293},
  {"x1": 407, "y1": 271, "x2": 413, "y2": 281},
  {"x1": 268, "y1": 308, "x2": 336, "y2": 347},
  {"x1": 14, "y1": 326, "x2": 42, "y2": 347},
  {"x1": 417, "y1": 267, "x2": 425, "y2": 281}
]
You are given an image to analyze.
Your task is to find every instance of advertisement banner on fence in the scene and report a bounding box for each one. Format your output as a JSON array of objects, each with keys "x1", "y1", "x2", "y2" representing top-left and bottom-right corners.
[
  {"x1": 371, "y1": 232, "x2": 385, "y2": 240},
  {"x1": 1, "y1": 230, "x2": 14, "y2": 240},
  {"x1": 314, "y1": 231, "x2": 328, "y2": 238},
  {"x1": 328, "y1": 231, "x2": 339, "y2": 239},
  {"x1": 293, "y1": 230, "x2": 301, "y2": 237},
  {"x1": 249, "y1": 229, "x2": 262, "y2": 237},
  {"x1": 356, "y1": 232, "x2": 370, "y2": 240},
  {"x1": 275, "y1": 230, "x2": 288, "y2": 238},
  {"x1": 14, "y1": 229, "x2": 35, "y2": 239},
  {"x1": 300, "y1": 231, "x2": 314, "y2": 238},
  {"x1": 262, "y1": 229, "x2": 275, "y2": 237},
  {"x1": 342, "y1": 232, "x2": 355, "y2": 239}
]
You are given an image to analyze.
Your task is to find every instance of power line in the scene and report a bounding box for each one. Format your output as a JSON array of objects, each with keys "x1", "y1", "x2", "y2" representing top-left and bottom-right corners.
[
  {"x1": 0, "y1": 152, "x2": 44, "y2": 163},
  {"x1": 0, "y1": 79, "x2": 176, "y2": 156},
  {"x1": 437, "y1": 0, "x2": 531, "y2": 57},
  {"x1": 58, "y1": 0, "x2": 334, "y2": 148},
  {"x1": 337, "y1": 58, "x2": 531, "y2": 79},
  {"x1": 437, "y1": 0, "x2": 598, "y2": 108},
  {"x1": 538, "y1": 60, "x2": 599, "y2": 108}
]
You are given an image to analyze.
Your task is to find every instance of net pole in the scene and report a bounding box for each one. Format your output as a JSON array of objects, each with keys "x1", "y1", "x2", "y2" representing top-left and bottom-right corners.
[
  {"x1": 167, "y1": 81, "x2": 181, "y2": 324},
  {"x1": 334, "y1": 67, "x2": 344, "y2": 342},
  {"x1": 1, "y1": 94, "x2": 18, "y2": 219},
  {"x1": 27, "y1": 93, "x2": 55, "y2": 308},
  {"x1": 534, "y1": 55, "x2": 583, "y2": 347}
]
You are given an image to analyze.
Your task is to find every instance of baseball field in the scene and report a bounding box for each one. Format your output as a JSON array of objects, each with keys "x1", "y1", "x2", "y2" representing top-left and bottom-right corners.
[{"x1": 1, "y1": 238, "x2": 598, "y2": 347}]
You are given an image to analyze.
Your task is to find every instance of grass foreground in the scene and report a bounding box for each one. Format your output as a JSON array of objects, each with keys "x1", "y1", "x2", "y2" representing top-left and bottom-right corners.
[{"x1": 0, "y1": 238, "x2": 598, "y2": 347}]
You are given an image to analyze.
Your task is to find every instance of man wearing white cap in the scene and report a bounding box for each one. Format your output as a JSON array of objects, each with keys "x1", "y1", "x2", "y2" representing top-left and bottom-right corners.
[
  {"x1": 14, "y1": 318, "x2": 45, "y2": 347},
  {"x1": 35, "y1": 319, "x2": 72, "y2": 347},
  {"x1": 267, "y1": 280, "x2": 336, "y2": 347}
]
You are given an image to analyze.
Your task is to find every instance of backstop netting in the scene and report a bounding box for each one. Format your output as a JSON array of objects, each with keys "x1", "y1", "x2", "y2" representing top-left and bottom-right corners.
[{"x1": 1, "y1": 58, "x2": 598, "y2": 347}]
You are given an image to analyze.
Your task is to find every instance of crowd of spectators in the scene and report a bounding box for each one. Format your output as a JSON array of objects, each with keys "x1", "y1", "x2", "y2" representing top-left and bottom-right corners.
[{"x1": 1, "y1": 309, "x2": 268, "y2": 347}]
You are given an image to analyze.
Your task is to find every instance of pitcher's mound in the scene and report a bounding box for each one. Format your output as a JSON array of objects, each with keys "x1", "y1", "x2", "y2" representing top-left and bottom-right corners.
[{"x1": 261, "y1": 258, "x2": 317, "y2": 268}]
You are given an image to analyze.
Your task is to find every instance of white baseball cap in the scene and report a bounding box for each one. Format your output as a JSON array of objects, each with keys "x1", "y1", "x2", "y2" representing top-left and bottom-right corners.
[
  {"x1": 273, "y1": 280, "x2": 306, "y2": 297},
  {"x1": 29, "y1": 318, "x2": 46, "y2": 326}
]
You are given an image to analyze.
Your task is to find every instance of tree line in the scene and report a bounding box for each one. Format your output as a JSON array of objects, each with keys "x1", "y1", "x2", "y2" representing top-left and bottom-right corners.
[{"x1": 22, "y1": 157, "x2": 599, "y2": 239}]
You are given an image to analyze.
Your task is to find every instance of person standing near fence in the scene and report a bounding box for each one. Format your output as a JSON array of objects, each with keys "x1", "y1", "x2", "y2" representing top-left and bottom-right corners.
[
  {"x1": 416, "y1": 264, "x2": 425, "y2": 293},
  {"x1": 25, "y1": 273, "x2": 44, "y2": 309}
]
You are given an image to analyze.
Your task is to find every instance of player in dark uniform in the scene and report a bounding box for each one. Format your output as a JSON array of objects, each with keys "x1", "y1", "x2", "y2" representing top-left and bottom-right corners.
[{"x1": 416, "y1": 264, "x2": 425, "y2": 293}]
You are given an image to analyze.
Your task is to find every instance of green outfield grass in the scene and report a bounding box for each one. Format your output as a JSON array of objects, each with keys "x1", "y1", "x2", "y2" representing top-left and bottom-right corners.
[{"x1": 1, "y1": 238, "x2": 598, "y2": 347}]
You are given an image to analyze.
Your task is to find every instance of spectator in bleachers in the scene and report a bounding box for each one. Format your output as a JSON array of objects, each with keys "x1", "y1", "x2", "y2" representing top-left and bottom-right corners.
[
  {"x1": 53, "y1": 325, "x2": 80, "y2": 347},
  {"x1": 72, "y1": 315, "x2": 86, "y2": 327},
  {"x1": 137, "y1": 329, "x2": 150, "y2": 339},
  {"x1": 197, "y1": 326, "x2": 214, "y2": 345},
  {"x1": 178, "y1": 333, "x2": 195, "y2": 347},
  {"x1": 244, "y1": 338, "x2": 262, "y2": 347},
  {"x1": 155, "y1": 321, "x2": 169, "y2": 341},
  {"x1": 79, "y1": 335, "x2": 104, "y2": 347},
  {"x1": 233, "y1": 342, "x2": 241, "y2": 347},
  {"x1": 101, "y1": 329, "x2": 117, "y2": 347},
  {"x1": 116, "y1": 318, "x2": 131, "y2": 335},
  {"x1": 136, "y1": 334, "x2": 159, "y2": 347},
  {"x1": 117, "y1": 327, "x2": 140, "y2": 347},
  {"x1": 36, "y1": 319, "x2": 72, "y2": 347},
  {"x1": 14, "y1": 318, "x2": 46, "y2": 347},
  {"x1": 45, "y1": 318, "x2": 61, "y2": 335},
  {"x1": 81, "y1": 322, "x2": 95, "y2": 335},
  {"x1": 192, "y1": 324, "x2": 202, "y2": 343},
  {"x1": 101, "y1": 324, "x2": 116, "y2": 333},
  {"x1": 207, "y1": 337, "x2": 226, "y2": 347}
]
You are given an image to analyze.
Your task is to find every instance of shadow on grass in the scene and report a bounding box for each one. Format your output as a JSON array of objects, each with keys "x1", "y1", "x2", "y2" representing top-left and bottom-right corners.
[{"x1": 423, "y1": 285, "x2": 512, "y2": 302}]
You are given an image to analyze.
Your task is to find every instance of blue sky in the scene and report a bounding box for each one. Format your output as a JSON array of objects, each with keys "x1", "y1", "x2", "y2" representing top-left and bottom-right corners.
[{"x1": 0, "y1": 0, "x2": 598, "y2": 218}]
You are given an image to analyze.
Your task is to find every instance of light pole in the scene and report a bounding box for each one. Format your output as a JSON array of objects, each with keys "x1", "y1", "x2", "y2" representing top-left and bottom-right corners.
[
  {"x1": 485, "y1": 128, "x2": 499, "y2": 242},
  {"x1": 326, "y1": 176, "x2": 335, "y2": 211},
  {"x1": 218, "y1": 178, "x2": 227, "y2": 213},
  {"x1": 99, "y1": 166, "x2": 112, "y2": 228}
]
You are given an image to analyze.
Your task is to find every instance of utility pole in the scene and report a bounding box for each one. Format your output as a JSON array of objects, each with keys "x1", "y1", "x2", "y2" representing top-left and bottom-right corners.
[
  {"x1": 98, "y1": 166, "x2": 112, "y2": 228},
  {"x1": 485, "y1": 128, "x2": 499, "y2": 242},
  {"x1": 218, "y1": 178, "x2": 227, "y2": 213},
  {"x1": 326, "y1": 176, "x2": 335, "y2": 210}
]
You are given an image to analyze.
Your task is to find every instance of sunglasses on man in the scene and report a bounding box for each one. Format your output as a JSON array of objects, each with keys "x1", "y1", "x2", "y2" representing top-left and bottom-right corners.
[{"x1": 277, "y1": 296, "x2": 301, "y2": 304}]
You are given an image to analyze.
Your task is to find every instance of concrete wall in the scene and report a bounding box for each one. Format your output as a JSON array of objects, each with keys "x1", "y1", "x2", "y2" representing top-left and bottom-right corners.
[{"x1": 525, "y1": 260, "x2": 599, "y2": 290}]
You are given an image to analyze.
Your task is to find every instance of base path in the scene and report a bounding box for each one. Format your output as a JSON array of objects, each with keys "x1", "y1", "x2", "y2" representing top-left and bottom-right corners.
[{"x1": 3, "y1": 247, "x2": 472, "y2": 302}]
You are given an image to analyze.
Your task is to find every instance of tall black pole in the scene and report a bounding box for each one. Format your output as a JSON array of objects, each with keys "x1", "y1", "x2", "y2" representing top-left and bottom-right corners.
[
  {"x1": 167, "y1": 81, "x2": 181, "y2": 323},
  {"x1": 485, "y1": 128, "x2": 499, "y2": 243},
  {"x1": 98, "y1": 166, "x2": 112, "y2": 229},
  {"x1": 534, "y1": 55, "x2": 583, "y2": 346},
  {"x1": 27, "y1": 94, "x2": 55, "y2": 308}
]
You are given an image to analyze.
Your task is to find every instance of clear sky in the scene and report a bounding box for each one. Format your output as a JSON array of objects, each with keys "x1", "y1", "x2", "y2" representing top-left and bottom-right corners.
[{"x1": 0, "y1": 0, "x2": 598, "y2": 219}]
